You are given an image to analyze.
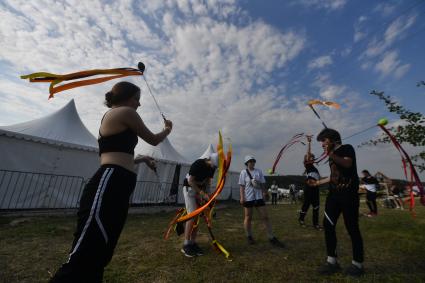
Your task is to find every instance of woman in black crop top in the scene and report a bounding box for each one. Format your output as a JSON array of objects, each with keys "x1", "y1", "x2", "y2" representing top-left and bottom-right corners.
[{"x1": 50, "y1": 81, "x2": 173, "y2": 283}]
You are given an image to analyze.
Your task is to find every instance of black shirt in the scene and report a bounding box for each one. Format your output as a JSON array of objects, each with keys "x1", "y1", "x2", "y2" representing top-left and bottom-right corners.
[
  {"x1": 329, "y1": 144, "x2": 359, "y2": 191},
  {"x1": 98, "y1": 128, "x2": 138, "y2": 156},
  {"x1": 305, "y1": 163, "x2": 320, "y2": 189},
  {"x1": 305, "y1": 164, "x2": 320, "y2": 181},
  {"x1": 183, "y1": 159, "x2": 216, "y2": 187}
]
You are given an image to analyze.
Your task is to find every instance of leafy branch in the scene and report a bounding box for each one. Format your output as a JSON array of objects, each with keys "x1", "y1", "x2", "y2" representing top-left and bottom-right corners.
[{"x1": 360, "y1": 89, "x2": 425, "y2": 172}]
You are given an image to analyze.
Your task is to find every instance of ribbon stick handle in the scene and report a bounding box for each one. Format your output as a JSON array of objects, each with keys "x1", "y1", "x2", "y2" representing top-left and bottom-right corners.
[{"x1": 138, "y1": 61, "x2": 167, "y2": 121}]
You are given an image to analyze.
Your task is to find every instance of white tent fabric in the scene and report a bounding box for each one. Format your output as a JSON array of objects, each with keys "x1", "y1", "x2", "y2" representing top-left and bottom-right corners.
[
  {"x1": 0, "y1": 100, "x2": 100, "y2": 209},
  {"x1": 139, "y1": 137, "x2": 188, "y2": 164},
  {"x1": 1, "y1": 99, "x2": 98, "y2": 150},
  {"x1": 0, "y1": 97, "x2": 242, "y2": 208},
  {"x1": 199, "y1": 144, "x2": 215, "y2": 158}
]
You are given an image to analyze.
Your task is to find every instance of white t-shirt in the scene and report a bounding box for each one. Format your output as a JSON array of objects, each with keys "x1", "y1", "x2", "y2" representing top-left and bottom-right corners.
[
  {"x1": 239, "y1": 168, "x2": 266, "y2": 201},
  {"x1": 270, "y1": 184, "x2": 279, "y2": 194},
  {"x1": 364, "y1": 184, "x2": 377, "y2": 193}
]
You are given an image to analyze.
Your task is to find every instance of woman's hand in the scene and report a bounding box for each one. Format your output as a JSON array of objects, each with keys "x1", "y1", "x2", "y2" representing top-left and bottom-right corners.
[
  {"x1": 164, "y1": 119, "x2": 173, "y2": 133},
  {"x1": 145, "y1": 156, "x2": 157, "y2": 172},
  {"x1": 134, "y1": 155, "x2": 157, "y2": 172}
]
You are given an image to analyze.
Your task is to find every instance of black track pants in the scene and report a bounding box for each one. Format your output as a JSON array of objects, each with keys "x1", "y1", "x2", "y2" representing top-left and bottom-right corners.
[
  {"x1": 299, "y1": 187, "x2": 320, "y2": 226},
  {"x1": 49, "y1": 165, "x2": 136, "y2": 283},
  {"x1": 323, "y1": 192, "x2": 364, "y2": 263},
  {"x1": 366, "y1": 190, "x2": 378, "y2": 214},
  {"x1": 271, "y1": 193, "x2": 278, "y2": 205}
]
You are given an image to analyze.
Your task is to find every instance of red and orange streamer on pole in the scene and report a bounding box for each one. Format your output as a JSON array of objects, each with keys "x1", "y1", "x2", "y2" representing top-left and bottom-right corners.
[{"x1": 378, "y1": 124, "x2": 425, "y2": 212}]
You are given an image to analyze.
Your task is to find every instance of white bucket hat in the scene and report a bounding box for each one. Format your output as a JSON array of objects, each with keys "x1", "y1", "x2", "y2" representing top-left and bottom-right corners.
[
  {"x1": 209, "y1": 153, "x2": 219, "y2": 167},
  {"x1": 244, "y1": 155, "x2": 256, "y2": 165}
]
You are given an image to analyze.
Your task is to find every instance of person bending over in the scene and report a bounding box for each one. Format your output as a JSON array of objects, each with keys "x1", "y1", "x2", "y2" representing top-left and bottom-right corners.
[{"x1": 181, "y1": 153, "x2": 218, "y2": 257}]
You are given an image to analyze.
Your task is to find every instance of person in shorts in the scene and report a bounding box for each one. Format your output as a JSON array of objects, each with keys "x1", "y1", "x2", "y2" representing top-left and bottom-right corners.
[
  {"x1": 239, "y1": 155, "x2": 284, "y2": 247},
  {"x1": 181, "y1": 153, "x2": 218, "y2": 257}
]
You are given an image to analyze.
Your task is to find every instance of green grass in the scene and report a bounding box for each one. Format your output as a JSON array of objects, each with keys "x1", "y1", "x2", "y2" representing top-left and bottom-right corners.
[{"x1": 1, "y1": 199, "x2": 425, "y2": 283}]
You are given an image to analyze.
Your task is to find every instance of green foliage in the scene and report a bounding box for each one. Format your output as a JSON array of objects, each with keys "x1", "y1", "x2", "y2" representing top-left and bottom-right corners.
[{"x1": 361, "y1": 90, "x2": 425, "y2": 172}]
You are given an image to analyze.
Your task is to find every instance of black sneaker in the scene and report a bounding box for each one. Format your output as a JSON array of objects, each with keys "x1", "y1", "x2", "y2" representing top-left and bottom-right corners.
[
  {"x1": 344, "y1": 264, "x2": 364, "y2": 277},
  {"x1": 298, "y1": 219, "x2": 306, "y2": 226},
  {"x1": 313, "y1": 225, "x2": 323, "y2": 231},
  {"x1": 247, "y1": 236, "x2": 255, "y2": 245},
  {"x1": 269, "y1": 237, "x2": 285, "y2": 248},
  {"x1": 318, "y1": 262, "x2": 341, "y2": 275},
  {"x1": 191, "y1": 243, "x2": 204, "y2": 256},
  {"x1": 181, "y1": 244, "x2": 197, "y2": 257}
]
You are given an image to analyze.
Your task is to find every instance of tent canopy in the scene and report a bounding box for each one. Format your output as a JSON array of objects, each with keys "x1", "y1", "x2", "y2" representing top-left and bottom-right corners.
[
  {"x1": 0, "y1": 99, "x2": 97, "y2": 151},
  {"x1": 139, "y1": 137, "x2": 188, "y2": 164},
  {"x1": 199, "y1": 144, "x2": 215, "y2": 159}
]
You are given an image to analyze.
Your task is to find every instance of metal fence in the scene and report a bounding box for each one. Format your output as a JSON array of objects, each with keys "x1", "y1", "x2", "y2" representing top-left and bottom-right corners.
[
  {"x1": 131, "y1": 181, "x2": 176, "y2": 206},
  {"x1": 0, "y1": 170, "x2": 85, "y2": 209},
  {"x1": 0, "y1": 169, "x2": 178, "y2": 210}
]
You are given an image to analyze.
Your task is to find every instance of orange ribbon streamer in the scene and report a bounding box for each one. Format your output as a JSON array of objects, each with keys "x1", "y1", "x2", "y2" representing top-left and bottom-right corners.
[{"x1": 21, "y1": 68, "x2": 143, "y2": 99}]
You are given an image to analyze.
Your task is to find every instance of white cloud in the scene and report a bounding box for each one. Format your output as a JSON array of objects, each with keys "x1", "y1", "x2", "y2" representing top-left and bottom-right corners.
[
  {"x1": 373, "y1": 2, "x2": 397, "y2": 17},
  {"x1": 0, "y1": 0, "x2": 308, "y2": 173},
  {"x1": 374, "y1": 51, "x2": 410, "y2": 79},
  {"x1": 364, "y1": 14, "x2": 416, "y2": 58},
  {"x1": 360, "y1": 13, "x2": 416, "y2": 80},
  {"x1": 312, "y1": 74, "x2": 345, "y2": 100},
  {"x1": 308, "y1": 55, "x2": 333, "y2": 70},
  {"x1": 293, "y1": 0, "x2": 347, "y2": 11},
  {"x1": 0, "y1": 0, "x2": 417, "y2": 179},
  {"x1": 353, "y1": 16, "x2": 368, "y2": 43}
]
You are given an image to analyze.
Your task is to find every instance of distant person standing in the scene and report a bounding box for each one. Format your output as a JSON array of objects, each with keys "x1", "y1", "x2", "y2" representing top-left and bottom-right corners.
[
  {"x1": 361, "y1": 170, "x2": 379, "y2": 217},
  {"x1": 391, "y1": 182, "x2": 404, "y2": 210},
  {"x1": 239, "y1": 155, "x2": 284, "y2": 247},
  {"x1": 270, "y1": 181, "x2": 279, "y2": 205},
  {"x1": 315, "y1": 128, "x2": 364, "y2": 277},
  {"x1": 299, "y1": 136, "x2": 322, "y2": 229},
  {"x1": 289, "y1": 184, "x2": 297, "y2": 204}
]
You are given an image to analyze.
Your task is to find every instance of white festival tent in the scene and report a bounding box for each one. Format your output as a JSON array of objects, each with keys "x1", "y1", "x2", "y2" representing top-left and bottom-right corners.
[
  {"x1": 0, "y1": 99, "x2": 100, "y2": 209},
  {"x1": 0, "y1": 99, "x2": 240, "y2": 209}
]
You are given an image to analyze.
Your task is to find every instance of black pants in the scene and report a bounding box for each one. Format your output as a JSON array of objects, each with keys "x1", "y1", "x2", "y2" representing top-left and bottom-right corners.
[
  {"x1": 323, "y1": 191, "x2": 364, "y2": 263},
  {"x1": 366, "y1": 190, "x2": 377, "y2": 214},
  {"x1": 50, "y1": 165, "x2": 136, "y2": 283},
  {"x1": 299, "y1": 187, "x2": 320, "y2": 226},
  {"x1": 271, "y1": 193, "x2": 278, "y2": 205}
]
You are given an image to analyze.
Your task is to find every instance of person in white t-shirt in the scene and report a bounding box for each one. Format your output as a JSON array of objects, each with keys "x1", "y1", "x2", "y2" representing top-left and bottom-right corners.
[
  {"x1": 270, "y1": 180, "x2": 279, "y2": 205},
  {"x1": 239, "y1": 155, "x2": 285, "y2": 247},
  {"x1": 361, "y1": 170, "x2": 379, "y2": 217}
]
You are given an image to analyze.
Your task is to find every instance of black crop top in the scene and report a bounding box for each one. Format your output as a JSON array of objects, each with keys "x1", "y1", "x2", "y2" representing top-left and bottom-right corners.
[{"x1": 98, "y1": 128, "x2": 138, "y2": 155}]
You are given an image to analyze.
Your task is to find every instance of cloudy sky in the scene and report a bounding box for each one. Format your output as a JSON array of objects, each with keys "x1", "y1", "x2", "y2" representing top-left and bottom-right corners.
[{"x1": 1, "y1": 0, "x2": 424, "y2": 179}]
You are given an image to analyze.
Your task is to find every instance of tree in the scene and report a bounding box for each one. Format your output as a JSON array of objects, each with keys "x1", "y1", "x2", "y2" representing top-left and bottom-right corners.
[{"x1": 360, "y1": 89, "x2": 425, "y2": 172}]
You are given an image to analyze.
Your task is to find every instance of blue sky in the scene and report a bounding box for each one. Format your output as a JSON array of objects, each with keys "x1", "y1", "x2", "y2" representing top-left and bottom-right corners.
[{"x1": 0, "y1": 0, "x2": 424, "y2": 179}]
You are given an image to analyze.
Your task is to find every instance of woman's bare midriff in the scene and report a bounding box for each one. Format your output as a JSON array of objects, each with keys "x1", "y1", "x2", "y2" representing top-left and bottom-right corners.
[{"x1": 100, "y1": 152, "x2": 136, "y2": 173}]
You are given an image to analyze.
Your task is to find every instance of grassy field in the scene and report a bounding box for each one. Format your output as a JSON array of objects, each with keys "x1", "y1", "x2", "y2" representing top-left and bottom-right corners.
[{"x1": 1, "y1": 199, "x2": 425, "y2": 283}]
